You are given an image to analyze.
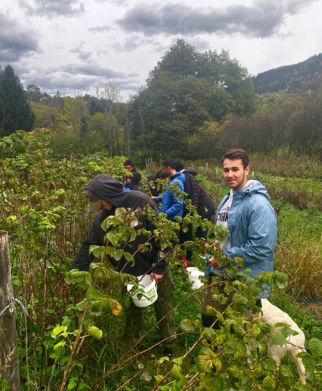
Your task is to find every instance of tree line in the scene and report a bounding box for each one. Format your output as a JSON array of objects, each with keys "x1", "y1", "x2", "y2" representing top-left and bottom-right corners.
[{"x1": 2, "y1": 40, "x2": 322, "y2": 161}]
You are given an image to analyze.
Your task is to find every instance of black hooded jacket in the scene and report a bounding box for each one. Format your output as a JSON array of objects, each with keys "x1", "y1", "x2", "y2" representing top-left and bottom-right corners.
[
  {"x1": 71, "y1": 175, "x2": 166, "y2": 276},
  {"x1": 183, "y1": 168, "x2": 216, "y2": 218}
]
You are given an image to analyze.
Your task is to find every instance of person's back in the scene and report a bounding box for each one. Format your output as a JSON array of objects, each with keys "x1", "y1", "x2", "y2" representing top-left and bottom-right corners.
[
  {"x1": 159, "y1": 171, "x2": 185, "y2": 220},
  {"x1": 154, "y1": 159, "x2": 185, "y2": 221},
  {"x1": 174, "y1": 162, "x2": 216, "y2": 220}
]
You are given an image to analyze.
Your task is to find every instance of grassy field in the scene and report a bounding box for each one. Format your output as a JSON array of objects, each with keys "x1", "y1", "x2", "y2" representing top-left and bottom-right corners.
[{"x1": 30, "y1": 100, "x2": 49, "y2": 116}]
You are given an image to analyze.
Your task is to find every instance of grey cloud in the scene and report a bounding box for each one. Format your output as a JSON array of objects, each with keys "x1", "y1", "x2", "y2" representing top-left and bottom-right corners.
[
  {"x1": 94, "y1": 0, "x2": 128, "y2": 4},
  {"x1": 111, "y1": 34, "x2": 154, "y2": 52},
  {"x1": 89, "y1": 25, "x2": 112, "y2": 33},
  {"x1": 70, "y1": 47, "x2": 92, "y2": 60},
  {"x1": 78, "y1": 52, "x2": 92, "y2": 60},
  {"x1": 17, "y1": 0, "x2": 85, "y2": 17},
  {"x1": 117, "y1": 0, "x2": 318, "y2": 38},
  {"x1": 60, "y1": 63, "x2": 138, "y2": 78},
  {"x1": 20, "y1": 66, "x2": 140, "y2": 95},
  {"x1": 0, "y1": 13, "x2": 39, "y2": 62}
]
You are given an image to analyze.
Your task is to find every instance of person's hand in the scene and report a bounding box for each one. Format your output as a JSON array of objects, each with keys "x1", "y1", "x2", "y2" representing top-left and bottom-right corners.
[
  {"x1": 59, "y1": 280, "x2": 70, "y2": 296},
  {"x1": 208, "y1": 257, "x2": 220, "y2": 270},
  {"x1": 150, "y1": 273, "x2": 163, "y2": 283},
  {"x1": 151, "y1": 196, "x2": 158, "y2": 200}
]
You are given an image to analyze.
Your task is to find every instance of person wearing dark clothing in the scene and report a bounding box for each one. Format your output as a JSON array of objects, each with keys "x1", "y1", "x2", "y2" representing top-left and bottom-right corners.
[
  {"x1": 174, "y1": 162, "x2": 216, "y2": 262},
  {"x1": 70, "y1": 174, "x2": 175, "y2": 355},
  {"x1": 147, "y1": 170, "x2": 168, "y2": 197},
  {"x1": 123, "y1": 172, "x2": 142, "y2": 191}
]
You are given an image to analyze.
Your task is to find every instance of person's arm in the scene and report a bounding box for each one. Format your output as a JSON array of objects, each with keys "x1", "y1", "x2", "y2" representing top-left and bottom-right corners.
[
  {"x1": 224, "y1": 202, "x2": 277, "y2": 265},
  {"x1": 70, "y1": 215, "x2": 103, "y2": 271}
]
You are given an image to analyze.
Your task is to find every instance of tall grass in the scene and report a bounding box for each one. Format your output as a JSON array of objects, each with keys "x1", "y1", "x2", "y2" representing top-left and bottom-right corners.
[{"x1": 275, "y1": 237, "x2": 322, "y2": 299}]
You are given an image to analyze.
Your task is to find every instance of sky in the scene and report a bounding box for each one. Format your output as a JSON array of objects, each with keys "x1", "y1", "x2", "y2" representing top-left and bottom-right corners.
[{"x1": 0, "y1": 0, "x2": 321, "y2": 101}]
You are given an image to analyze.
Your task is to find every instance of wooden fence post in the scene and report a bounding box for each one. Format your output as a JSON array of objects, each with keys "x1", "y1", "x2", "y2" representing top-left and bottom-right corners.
[{"x1": 0, "y1": 231, "x2": 20, "y2": 390}]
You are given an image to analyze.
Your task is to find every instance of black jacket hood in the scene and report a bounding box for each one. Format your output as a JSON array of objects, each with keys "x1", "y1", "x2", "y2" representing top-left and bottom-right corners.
[
  {"x1": 85, "y1": 174, "x2": 159, "y2": 211},
  {"x1": 184, "y1": 167, "x2": 197, "y2": 176}
]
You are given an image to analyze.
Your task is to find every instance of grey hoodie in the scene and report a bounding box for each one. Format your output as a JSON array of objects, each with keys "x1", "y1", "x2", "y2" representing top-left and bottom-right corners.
[{"x1": 71, "y1": 175, "x2": 166, "y2": 276}]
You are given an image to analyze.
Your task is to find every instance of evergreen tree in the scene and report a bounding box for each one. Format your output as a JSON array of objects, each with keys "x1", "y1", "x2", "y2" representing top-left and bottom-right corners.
[{"x1": 0, "y1": 65, "x2": 35, "y2": 136}]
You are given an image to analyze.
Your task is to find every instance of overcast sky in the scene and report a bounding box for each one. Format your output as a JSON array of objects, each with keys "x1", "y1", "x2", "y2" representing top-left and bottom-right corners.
[{"x1": 0, "y1": 0, "x2": 321, "y2": 101}]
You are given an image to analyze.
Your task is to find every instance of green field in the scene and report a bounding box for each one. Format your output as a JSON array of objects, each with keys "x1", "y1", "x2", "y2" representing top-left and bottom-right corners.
[
  {"x1": 30, "y1": 100, "x2": 49, "y2": 116},
  {"x1": 1, "y1": 130, "x2": 322, "y2": 390}
]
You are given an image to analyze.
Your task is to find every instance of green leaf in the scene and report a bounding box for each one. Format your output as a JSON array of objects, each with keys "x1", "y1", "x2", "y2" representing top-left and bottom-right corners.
[
  {"x1": 274, "y1": 271, "x2": 288, "y2": 289},
  {"x1": 202, "y1": 327, "x2": 216, "y2": 342},
  {"x1": 90, "y1": 245, "x2": 105, "y2": 258},
  {"x1": 302, "y1": 354, "x2": 316, "y2": 372},
  {"x1": 114, "y1": 249, "x2": 124, "y2": 261},
  {"x1": 279, "y1": 364, "x2": 292, "y2": 377},
  {"x1": 105, "y1": 232, "x2": 119, "y2": 246},
  {"x1": 86, "y1": 287, "x2": 103, "y2": 301},
  {"x1": 272, "y1": 332, "x2": 288, "y2": 346},
  {"x1": 181, "y1": 319, "x2": 198, "y2": 332},
  {"x1": 235, "y1": 257, "x2": 244, "y2": 267},
  {"x1": 51, "y1": 325, "x2": 67, "y2": 339},
  {"x1": 54, "y1": 340, "x2": 66, "y2": 350},
  {"x1": 88, "y1": 326, "x2": 103, "y2": 340},
  {"x1": 281, "y1": 326, "x2": 298, "y2": 338},
  {"x1": 197, "y1": 355, "x2": 213, "y2": 373},
  {"x1": 200, "y1": 374, "x2": 223, "y2": 391},
  {"x1": 261, "y1": 323, "x2": 273, "y2": 335},
  {"x1": 309, "y1": 338, "x2": 322, "y2": 357},
  {"x1": 199, "y1": 346, "x2": 216, "y2": 358},
  {"x1": 124, "y1": 252, "x2": 134, "y2": 263},
  {"x1": 170, "y1": 363, "x2": 183, "y2": 381}
]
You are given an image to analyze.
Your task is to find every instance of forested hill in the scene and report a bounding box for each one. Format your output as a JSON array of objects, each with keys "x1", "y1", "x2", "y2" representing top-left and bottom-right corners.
[{"x1": 253, "y1": 53, "x2": 322, "y2": 94}]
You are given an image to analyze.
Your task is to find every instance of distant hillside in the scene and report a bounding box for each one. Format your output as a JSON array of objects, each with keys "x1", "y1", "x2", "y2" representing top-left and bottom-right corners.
[
  {"x1": 30, "y1": 101, "x2": 48, "y2": 116},
  {"x1": 253, "y1": 53, "x2": 322, "y2": 94}
]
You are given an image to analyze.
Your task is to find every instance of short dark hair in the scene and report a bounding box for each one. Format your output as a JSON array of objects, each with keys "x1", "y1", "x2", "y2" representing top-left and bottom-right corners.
[
  {"x1": 155, "y1": 170, "x2": 167, "y2": 180},
  {"x1": 174, "y1": 161, "x2": 185, "y2": 171},
  {"x1": 124, "y1": 159, "x2": 134, "y2": 167},
  {"x1": 162, "y1": 158, "x2": 175, "y2": 169},
  {"x1": 221, "y1": 149, "x2": 249, "y2": 169}
]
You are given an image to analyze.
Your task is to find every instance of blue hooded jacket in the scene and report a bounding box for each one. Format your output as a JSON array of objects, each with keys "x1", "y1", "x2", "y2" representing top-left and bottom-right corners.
[
  {"x1": 158, "y1": 172, "x2": 185, "y2": 220},
  {"x1": 216, "y1": 181, "x2": 277, "y2": 298}
]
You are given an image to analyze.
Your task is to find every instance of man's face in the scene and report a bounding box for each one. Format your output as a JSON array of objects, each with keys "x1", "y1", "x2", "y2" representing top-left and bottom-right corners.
[
  {"x1": 100, "y1": 200, "x2": 113, "y2": 210},
  {"x1": 222, "y1": 159, "x2": 250, "y2": 191},
  {"x1": 162, "y1": 166, "x2": 171, "y2": 176},
  {"x1": 124, "y1": 165, "x2": 133, "y2": 172}
]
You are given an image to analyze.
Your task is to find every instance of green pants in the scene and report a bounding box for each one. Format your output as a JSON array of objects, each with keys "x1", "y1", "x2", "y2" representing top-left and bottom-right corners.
[{"x1": 124, "y1": 266, "x2": 175, "y2": 348}]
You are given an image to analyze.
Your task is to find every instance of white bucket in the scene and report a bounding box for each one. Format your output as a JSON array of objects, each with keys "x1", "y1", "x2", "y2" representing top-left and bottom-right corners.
[
  {"x1": 187, "y1": 267, "x2": 204, "y2": 290},
  {"x1": 127, "y1": 275, "x2": 158, "y2": 308}
]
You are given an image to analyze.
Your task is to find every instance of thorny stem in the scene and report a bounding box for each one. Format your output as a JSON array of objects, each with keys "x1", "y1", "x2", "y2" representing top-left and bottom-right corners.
[
  {"x1": 179, "y1": 371, "x2": 200, "y2": 391},
  {"x1": 150, "y1": 371, "x2": 172, "y2": 391}
]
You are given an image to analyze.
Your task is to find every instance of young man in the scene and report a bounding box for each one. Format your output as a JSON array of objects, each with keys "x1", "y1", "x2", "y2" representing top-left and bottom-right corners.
[
  {"x1": 70, "y1": 174, "x2": 175, "y2": 357},
  {"x1": 123, "y1": 159, "x2": 137, "y2": 173},
  {"x1": 152, "y1": 158, "x2": 185, "y2": 221},
  {"x1": 202, "y1": 149, "x2": 277, "y2": 328}
]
